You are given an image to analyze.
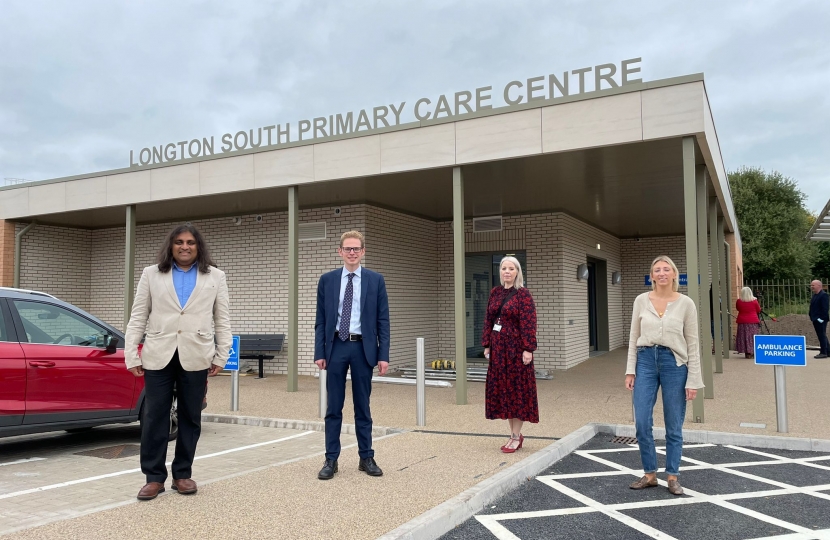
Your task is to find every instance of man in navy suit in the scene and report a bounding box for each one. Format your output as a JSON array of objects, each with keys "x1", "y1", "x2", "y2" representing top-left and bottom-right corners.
[
  {"x1": 810, "y1": 280, "x2": 829, "y2": 359},
  {"x1": 315, "y1": 230, "x2": 390, "y2": 479}
]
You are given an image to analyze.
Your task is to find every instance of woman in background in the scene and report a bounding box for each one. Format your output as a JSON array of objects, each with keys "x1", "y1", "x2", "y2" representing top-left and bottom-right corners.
[
  {"x1": 735, "y1": 287, "x2": 762, "y2": 358},
  {"x1": 482, "y1": 256, "x2": 538, "y2": 453}
]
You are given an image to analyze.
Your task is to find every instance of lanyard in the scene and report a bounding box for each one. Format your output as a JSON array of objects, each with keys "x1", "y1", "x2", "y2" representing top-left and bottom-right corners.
[{"x1": 494, "y1": 289, "x2": 517, "y2": 322}]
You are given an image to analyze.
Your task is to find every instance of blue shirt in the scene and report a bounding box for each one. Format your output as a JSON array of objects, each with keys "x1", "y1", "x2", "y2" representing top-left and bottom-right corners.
[
  {"x1": 172, "y1": 263, "x2": 198, "y2": 307},
  {"x1": 337, "y1": 266, "x2": 362, "y2": 335}
]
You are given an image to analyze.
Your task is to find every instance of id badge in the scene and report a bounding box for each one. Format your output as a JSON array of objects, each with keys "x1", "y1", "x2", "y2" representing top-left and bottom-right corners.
[{"x1": 493, "y1": 324, "x2": 502, "y2": 332}]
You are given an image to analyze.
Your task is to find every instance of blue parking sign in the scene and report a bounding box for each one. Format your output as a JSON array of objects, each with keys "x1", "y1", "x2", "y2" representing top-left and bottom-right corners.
[
  {"x1": 225, "y1": 335, "x2": 241, "y2": 371},
  {"x1": 754, "y1": 335, "x2": 806, "y2": 366},
  {"x1": 644, "y1": 273, "x2": 689, "y2": 287}
]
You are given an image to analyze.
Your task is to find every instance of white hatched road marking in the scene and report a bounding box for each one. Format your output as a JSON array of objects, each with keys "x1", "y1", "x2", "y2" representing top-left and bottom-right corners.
[
  {"x1": 0, "y1": 430, "x2": 315, "y2": 501},
  {"x1": 475, "y1": 443, "x2": 830, "y2": 540}
]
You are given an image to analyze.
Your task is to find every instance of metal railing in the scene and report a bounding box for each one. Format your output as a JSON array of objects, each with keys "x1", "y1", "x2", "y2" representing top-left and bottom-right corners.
[{"x1": 744, "y1": 279, "x2": 829, "y2": 317}]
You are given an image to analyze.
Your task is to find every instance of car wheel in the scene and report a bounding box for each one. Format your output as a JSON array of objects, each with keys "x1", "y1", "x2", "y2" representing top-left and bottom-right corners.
[
  {"x1": 65, "y1": 427, "x2": 94, "y2": 434},
  {"x1": 168, "y1": 398, "x2": 179, "y2": 442}
]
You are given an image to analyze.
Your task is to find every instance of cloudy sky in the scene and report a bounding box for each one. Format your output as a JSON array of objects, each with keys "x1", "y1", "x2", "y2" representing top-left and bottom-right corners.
[{"x1": 1, "y1": 0, "x2": 828, "y2": 211}]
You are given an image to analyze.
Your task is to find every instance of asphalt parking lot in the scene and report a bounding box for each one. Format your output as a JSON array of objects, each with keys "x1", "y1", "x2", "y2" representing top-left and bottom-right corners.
[
  {"x1": 440, "y1": 435, "x2": 830, "y2": 540},
  {"x1": 0, "y1": 421, "x2": 342, "y2": 535}
]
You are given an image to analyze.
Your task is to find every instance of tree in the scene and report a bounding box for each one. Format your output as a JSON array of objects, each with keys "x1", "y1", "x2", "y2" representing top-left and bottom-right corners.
[
  {"x1": 813, "y1": 241, "x2": 830, "y2": 279},
  {"x1": 729, "y1": 167, "x2": 817, "y2": 280}
]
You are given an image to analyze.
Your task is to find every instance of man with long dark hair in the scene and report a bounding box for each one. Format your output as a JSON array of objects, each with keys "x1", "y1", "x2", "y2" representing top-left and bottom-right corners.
[{"x1": 125, "y1": 224, "x2": 231, "y2": 500}]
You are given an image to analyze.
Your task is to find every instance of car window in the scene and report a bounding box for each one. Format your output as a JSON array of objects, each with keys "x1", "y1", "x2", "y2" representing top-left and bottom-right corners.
[
  {"x1": 0, "y1": 306, "x2": 8, "y2": 342},
  {"x1": 13, "y1": 300, "x2": 109, "y2": 347}
]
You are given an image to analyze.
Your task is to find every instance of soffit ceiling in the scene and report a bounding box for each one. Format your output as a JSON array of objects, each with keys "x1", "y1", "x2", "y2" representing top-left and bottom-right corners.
[{"x1": 21, "y1": 138, "x2": 704, "y2": 238}]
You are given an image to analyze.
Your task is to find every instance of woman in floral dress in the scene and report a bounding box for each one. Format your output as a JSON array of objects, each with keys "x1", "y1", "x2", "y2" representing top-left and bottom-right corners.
[{"x1": 482, "y1": 256, "x2": 539, "y2": 453}]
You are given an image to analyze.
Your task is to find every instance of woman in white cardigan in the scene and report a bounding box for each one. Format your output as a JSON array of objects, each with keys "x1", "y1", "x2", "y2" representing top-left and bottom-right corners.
[{"x1": 625, "y1": 255, "x2": 704, "y2": 496}]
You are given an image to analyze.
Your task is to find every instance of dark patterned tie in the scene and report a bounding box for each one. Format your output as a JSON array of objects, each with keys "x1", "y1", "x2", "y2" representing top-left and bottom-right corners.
[{"x1": 339, "y1": 273, "x2": 355, "y2": 340}]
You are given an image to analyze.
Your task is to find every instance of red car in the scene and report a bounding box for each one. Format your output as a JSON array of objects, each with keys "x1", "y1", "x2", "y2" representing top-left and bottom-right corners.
[{"x1": 0, "y1": 287, "x2": 180, "y2": 439}]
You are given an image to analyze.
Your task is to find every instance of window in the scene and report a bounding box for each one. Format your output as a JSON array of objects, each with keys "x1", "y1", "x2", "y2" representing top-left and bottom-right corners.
[
  {"x1": 0, "y1": 306, "x2": 8, "y2": 342},
  {"x1": 13, "y1": 300, "x2": 109, "y2": 347}
]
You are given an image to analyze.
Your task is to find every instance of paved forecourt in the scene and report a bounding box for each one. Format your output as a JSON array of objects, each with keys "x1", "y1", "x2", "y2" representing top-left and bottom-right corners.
[
  {"x1": 441, "y1": 434, "x2": 830, "y2": 540},
  {"x1": 0, "y1": 420, "x2": 340, "y2": 535}
]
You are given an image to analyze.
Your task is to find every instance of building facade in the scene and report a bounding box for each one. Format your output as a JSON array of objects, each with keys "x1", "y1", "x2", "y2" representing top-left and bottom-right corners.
[{"x1": 0, "y1": 72, "x2": 743, "y2": 414}]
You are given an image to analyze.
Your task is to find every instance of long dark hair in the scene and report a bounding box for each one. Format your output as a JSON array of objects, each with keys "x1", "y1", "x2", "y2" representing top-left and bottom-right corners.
[{"x1": 157, "y1": 224, "x2": 215, "y2": 273}]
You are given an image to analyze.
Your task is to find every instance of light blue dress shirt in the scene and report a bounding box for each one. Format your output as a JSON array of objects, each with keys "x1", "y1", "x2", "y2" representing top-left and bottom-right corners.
[
  {"x1": 172, "y1": 262, "x2": 198, "y2": 307},
  {"x1": 337, "y1": 266, "x2": 362, "y2": 335}
]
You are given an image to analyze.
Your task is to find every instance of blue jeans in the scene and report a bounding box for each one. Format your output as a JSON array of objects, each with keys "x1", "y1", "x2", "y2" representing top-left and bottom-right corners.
[{"x1": 633, "y1": 345, "x2": 688, "y2": 476}]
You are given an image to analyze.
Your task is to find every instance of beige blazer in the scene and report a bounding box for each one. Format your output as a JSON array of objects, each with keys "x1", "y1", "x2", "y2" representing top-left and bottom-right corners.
[{"x1": 125, "y1": 264, "x2": 232, "y2": 371}]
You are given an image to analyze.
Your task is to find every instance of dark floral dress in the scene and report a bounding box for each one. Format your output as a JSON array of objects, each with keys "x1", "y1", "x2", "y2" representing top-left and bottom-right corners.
[{"x1": 482, "y1": 286, "x2": 539, "y2": 423}]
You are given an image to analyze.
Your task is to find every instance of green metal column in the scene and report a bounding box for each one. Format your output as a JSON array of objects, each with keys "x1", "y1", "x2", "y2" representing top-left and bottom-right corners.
[
  {"x1": 696, "y1": 166, "x2": 714, "y2": 399},
  {"x1": 682, "y1": 138, "x2": 704, "y2": 422},
  {"x1": 453, "y1": 167, "x2": 467, "y2": 405},
  {"x1": 287, "y1": 186, "x2": 299, "y2": 392},
  {"x1": 13, "y1": 222, "x2": 37, "y2": 288},
  {"x1": 123, "y1": 206, "x2": 136, "y2": 331},
  {"x1": 718, "y1": 221, "x2": 729, "y2": 360},
  {"x1": 709, "y1": 197, "x2": 723, "y2": 373},
  {"x1": 725, "y1": 241, "x2": 733, "y2": 352}
]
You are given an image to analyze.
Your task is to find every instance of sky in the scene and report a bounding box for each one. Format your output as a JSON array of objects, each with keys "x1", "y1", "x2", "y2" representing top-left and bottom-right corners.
[{"x1": 1, "y1": 0, "x2": 828, "y2": 212}]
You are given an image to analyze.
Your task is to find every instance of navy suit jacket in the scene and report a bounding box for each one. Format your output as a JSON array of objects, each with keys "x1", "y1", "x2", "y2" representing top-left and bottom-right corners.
[
  {"x1": 314, "y1": 267, "x2": 390, "y2": 366},
  {"x1": 810, "y1": 290, "x2": 830, "y2": 322}
]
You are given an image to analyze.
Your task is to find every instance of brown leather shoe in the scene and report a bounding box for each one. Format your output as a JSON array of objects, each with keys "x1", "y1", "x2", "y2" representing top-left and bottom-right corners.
[
  {"x1": 137, "y1": 482, "x2": 165, "y2": 500},
  {"x1": 629, "y1": 475, "x2": 658, "y2": 490},
  {"x1": 667, "y1": 479, "x2": 684, "y2": 495},
  {"x1": 172, "y1": 478, "x2": 198, "y2": 495}
]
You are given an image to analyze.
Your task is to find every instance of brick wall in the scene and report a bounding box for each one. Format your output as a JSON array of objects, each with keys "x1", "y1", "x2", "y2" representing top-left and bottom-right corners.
[
  {"x1": 365, "y1": 206, "x2": 440, "y2": 367},
  {"x1": 0, "y1": 220, "x2": 15, "y2": 287},
  {"x1": 17, "y1": 223, "x2": 92, "y2": 310}
]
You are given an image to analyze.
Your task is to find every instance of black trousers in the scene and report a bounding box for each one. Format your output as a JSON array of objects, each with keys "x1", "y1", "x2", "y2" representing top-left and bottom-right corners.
[
  {"x1": 140, "y1": 350, "x2": 208, "y2": 483},
  {"x1": 814, "y1": 320, "x2": 829, "y2": 355}
]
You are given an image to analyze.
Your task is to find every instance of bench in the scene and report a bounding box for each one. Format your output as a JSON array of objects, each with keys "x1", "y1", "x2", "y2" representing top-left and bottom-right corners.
[{"x1": 239, "y1": 334, "x2": 285, "y2": 379}]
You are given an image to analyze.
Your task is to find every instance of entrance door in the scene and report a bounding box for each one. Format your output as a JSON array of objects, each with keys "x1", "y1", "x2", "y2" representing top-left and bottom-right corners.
[{"x1": 587, "y1": 262, "x2": 598, "y2": 351}]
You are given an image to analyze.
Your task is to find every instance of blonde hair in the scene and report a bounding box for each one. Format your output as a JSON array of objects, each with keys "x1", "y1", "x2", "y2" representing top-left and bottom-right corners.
[
  {"x1": 740, "y1": 287, "x2": 756, "y2": 302},
  {"x1": 339, "y1": 230, "x2": 364, "y2": 248},
  {"x1": 650, "y1": 255, "x2": 680, "y2": 292},
  {"x1": 499, "y1": 256, "x2": 524, "y2": 289}
]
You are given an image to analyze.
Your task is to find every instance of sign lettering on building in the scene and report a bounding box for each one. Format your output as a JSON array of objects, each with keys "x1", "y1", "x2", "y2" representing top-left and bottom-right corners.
[{"x1": 129, "y1": 58, "x2": 642, "y2": 167}]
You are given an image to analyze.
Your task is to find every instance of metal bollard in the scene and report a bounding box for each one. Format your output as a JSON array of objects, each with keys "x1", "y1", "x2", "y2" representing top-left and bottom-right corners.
[
  {"x1": 230, "y1": 371, "x2": 239, "y2": 412},
  {"x1": 774, "y1": 365, "x2": 788, "y2": 433},
  {"x1": 319, "y1": 368, "x2": 327, "y2": 419},
  {"x1": 416, "y1": 337, "x2": 426, "y2": 426}
]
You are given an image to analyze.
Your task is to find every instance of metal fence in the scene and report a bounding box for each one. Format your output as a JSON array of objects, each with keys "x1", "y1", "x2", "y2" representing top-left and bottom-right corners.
[{"x1": 745, "y1": 279, "x2": 828, "y2": 317}]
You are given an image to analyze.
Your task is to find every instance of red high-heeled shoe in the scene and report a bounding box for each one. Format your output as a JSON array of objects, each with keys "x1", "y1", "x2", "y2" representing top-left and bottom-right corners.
[{"x1": 501, "y1": 434, "x2": 524, "y2": 453}]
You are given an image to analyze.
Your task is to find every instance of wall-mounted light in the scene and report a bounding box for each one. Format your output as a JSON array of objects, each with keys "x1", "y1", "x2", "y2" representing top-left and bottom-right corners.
[
  {"x1": 612, "y1": 271, "x2": 622, "y2": 285},
  {"x1": 577, "y1": 263, "x2": 589, "y2": 281},
  {"x1": 596, "y1": 243, "x2": 601, "y2": 250}
]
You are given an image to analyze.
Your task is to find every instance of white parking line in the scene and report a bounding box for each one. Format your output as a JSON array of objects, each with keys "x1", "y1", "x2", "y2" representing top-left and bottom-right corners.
[
  {"x1": 0, "y1": 430, "x2": 315, "y2": 501},
  {"x1": 0, "y1": 458, "x2": 46, "y2": 467}
]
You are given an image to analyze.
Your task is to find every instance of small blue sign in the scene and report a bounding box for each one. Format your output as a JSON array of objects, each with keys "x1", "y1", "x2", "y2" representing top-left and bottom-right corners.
[
  {"x1": 754, "y1": 335, "x2": 807, "y2": 366},
  {"x1": 225, "y1": 335, "x2": 241, "y2": 371},
  {"x1": 644, "y1": 274, "x2": 688, "y2": 287}
]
